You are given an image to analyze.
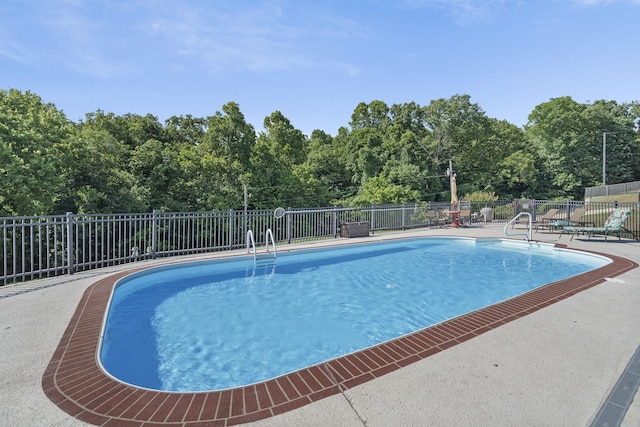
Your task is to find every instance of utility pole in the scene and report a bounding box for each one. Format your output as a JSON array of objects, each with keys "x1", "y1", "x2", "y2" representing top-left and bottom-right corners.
[
  {"x1": 243, "y1": 184, "x2": 248, "y2": 237},
  {"x1": 602, "y1": 132, "x2": 607, "y2": 186}
]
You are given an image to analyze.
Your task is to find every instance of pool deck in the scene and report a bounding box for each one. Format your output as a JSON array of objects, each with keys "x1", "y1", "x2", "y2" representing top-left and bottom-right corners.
[{"x1": 1, "y1": 224, "x2": 640, "y2": 426}]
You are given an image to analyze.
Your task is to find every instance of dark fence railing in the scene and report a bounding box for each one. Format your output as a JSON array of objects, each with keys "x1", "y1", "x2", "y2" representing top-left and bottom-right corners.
[
  {"x1": 2, "y1": 200, "x2": 638, "y2": 286},
  {"x1": 585, "y1": 181, "x2": 640, "y2": 199}
]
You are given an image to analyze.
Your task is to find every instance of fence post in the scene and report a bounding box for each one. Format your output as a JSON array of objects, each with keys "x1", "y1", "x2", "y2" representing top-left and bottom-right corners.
[
  {"x1": 228, "y1": 210, "x2": 234, "y2": 250},
  {"x1": 531, "y1": 199, "x2": 537, "y2": 221},
  {"x1": 402, "y1": 204, "x2": 407, "y2": 229},
  {"x1": 66, "y1": 212, "x2": 74, "y2": 275},
  {"x1": 151, "y1": 210, "x2": 157, "y2": 259},
  {"x1": 286, "y1": 208, "x2": 292, "y2": 244},
  {"x1": 369, "y1": 204, "x2": 375, "y2": 234}
]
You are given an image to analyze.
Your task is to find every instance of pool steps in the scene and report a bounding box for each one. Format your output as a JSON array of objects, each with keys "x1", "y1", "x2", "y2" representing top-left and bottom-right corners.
[{"x1": 247, "y1": 229, "x2": 278, "y2": 263}]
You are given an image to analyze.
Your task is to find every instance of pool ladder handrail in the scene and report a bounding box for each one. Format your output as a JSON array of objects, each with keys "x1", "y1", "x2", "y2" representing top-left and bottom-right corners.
[
  {"x1": 246, "y1": 229, "x2": 277, "y2": 263},
  {"x1": 247, "y1": 230, "x2": 257, "y2": 263},
  {"x1": 265, "y1": 228, "x2": 277, "y2": 258},
  {"x1": 504, "y1": 212, "x2": 532, "y2": 242}
]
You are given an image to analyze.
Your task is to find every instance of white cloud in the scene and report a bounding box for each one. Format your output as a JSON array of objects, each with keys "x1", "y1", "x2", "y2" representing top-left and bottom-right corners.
[
  {"x1": 0, "y1": 40, "x2": 31, "y2": 64},
  {"x1": 0, "y1": 0, "x2": 365, "y2": 79},
  {"x1": 146, "y1": 3, "x2": 302, "y2": 71},
  {"x1": 142, "y1": 1, "x2": 364, "y2": 75},
  {"x1": 0, "y1": 2, "x2": 34, "y2": 64},
  {"x1": 20, "y1": 1, "x2": 139, "y2": 78}
]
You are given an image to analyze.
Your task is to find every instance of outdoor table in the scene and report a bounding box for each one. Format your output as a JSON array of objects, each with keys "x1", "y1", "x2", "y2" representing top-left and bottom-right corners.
[{"x1": 443, "y1": 210, "x2": 460, "y2": 228}]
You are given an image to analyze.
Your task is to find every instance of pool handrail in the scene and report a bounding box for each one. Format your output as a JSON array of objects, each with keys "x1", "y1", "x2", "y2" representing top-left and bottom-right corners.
[
  {"x1": 504, "y1": 212, "x2": 532, "y2": 241},
  {"x1": 265, "y1": 228, "x2": 277, "y2": 258},
  {"x1": 246, "y1": 230, "x2": 256, "y2": 262},
  {"x1": 247, "y1": 229, "x2": 276, "y2": 263}
]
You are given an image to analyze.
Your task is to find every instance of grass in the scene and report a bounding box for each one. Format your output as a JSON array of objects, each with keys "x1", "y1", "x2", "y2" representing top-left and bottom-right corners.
[{"x1": 587, "y1": 193, "x2": 639, "y2": 203}]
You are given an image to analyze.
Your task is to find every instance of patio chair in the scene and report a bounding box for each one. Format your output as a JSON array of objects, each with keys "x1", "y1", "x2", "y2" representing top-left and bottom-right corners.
[
  {"x1": 427, "y1": 210, "x2": 445, "y2": 228},
  {"x1": 458, "y1": 207, "x2": 472, "y2": 227},
  {"x1": 534, "y1": 208, "x2": 560, "y2": 231},
  {"x1": 546, "y1": 207, "x2": 588, "y2": 231},
  {"x1": 562, "y1": 208, "x2": 636, "y2": 241}
]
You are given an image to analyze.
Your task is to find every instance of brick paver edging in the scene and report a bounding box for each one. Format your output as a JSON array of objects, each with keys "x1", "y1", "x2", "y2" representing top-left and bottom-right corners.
[{"x1": 42, "y1": 243, "x2": 638, "y2": 426}]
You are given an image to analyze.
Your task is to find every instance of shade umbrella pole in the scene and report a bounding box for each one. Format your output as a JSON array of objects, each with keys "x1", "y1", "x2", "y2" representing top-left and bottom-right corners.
[
  {"x1": 447, "y1": 159, "x2": 460, "y2": 227},
  {"x1": 450, "y1": 175, "x2": 458, "y2": 209}
]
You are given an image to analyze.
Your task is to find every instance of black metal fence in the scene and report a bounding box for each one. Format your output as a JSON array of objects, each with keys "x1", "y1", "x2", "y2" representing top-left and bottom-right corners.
[
  {"x1": 585, "y1": 181, "x2": 640, "y2": 199},
  {"x1": 2, "y1": 200, "x2": 638, "y2": 286}
]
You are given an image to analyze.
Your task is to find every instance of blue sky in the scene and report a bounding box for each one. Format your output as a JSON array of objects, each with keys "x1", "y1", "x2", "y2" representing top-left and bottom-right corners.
[{"x1": 2, "y1": 0, "x2": 639, "y2": 136}]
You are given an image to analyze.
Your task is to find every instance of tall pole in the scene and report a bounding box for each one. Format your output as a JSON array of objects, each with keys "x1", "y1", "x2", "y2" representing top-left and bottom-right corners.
[
  {"x1": 243, "y1": 184, "x2": 248, "y2": 238},
  {"x1": 602, "y1": 132, "x2": 607, "y2": 186}
]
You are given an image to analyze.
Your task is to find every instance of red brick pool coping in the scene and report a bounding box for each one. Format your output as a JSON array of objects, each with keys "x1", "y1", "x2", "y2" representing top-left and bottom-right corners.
[{"x1": 42, "y1": 243, "x2": 638, "y2": 426}]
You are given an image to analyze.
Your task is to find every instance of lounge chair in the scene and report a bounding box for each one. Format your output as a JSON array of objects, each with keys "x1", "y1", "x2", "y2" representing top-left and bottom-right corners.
[
  {"x1": 546, "y1": 207, "x2": 588, "y2": 231},
  {"x1": 562, "y1": 208, "x2": 636, "y2": 241},
  {"x1": 534, "y1": 208, "x2": 560, "y2": 231}
]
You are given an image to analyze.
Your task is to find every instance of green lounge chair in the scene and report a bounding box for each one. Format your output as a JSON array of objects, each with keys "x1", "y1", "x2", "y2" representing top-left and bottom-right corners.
[
  {"x1": 546, "y1": 207, "x2": 587, "y2": 231},
  {"x1": 562, "y1": 208, "x2": 635, "y2": 241}
]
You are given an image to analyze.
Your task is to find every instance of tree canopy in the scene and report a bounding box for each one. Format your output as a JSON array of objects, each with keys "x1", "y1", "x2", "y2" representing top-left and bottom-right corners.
[{"x1": 1, "y1": 88, "x2": 638, "y2": 216}]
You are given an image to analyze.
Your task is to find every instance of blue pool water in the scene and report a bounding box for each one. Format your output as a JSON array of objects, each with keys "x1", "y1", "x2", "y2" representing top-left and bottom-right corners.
[{"x1": 100, "y1": 237, "x2": 609, "y2": 392}]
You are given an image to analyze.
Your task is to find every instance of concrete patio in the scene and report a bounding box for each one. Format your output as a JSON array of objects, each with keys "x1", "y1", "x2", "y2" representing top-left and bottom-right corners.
[{"x1": 1, "y1": 224, "x2": 639, "y2": 426}]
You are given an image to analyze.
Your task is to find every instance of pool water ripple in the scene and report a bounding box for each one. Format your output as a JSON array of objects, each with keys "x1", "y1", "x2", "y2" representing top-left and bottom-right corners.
[{"x1": 100, "y1": 238, "x2": 609, "y2": 392}]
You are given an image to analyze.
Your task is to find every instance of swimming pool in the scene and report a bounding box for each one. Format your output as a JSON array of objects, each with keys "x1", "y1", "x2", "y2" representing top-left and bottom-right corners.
[{"x1": 99, "y1": 237, "x2": 610, "y2": 392}]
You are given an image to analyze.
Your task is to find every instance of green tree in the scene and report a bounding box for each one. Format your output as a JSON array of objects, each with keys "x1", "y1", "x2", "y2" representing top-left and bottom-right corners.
[
  {"x1": 525, "y1": 96, "x2": 639, "y2": 199},
  {"x1": 0, "y1": 89, "x2": 71, "y2": 215},
  {"x1": 482, "y1": 119, "x2": 534, "y2": 198},
  {"x1": 177, "y1": 103, "x2": 257, "y2": 210},
  {"x1": 384, "y1": 103, "x2": 434, "y2": 200},
  {"x1": 164, "y1": 114, "x2": 207, "y2": 146},
  {"x1": 82, "y1": 111, "x2": 165, "y2": 149},
  {"x1": 130, "y1": 138, "x2": 185, "y2": 211},
  {"x1": 526, "y1": 96, "x2": 588, "y2": 199},
  {"x1": 420, "y1": 95, "x2": 496, "y2": 197},
  {"x1": 299, "y1": 130, "x2": 350, "y2": 205},
  {"x1": 162, "y1": 114, "x2": 209, "y2": 210},
  {"x1": 350, "y1": 176, "x2": 421, "y2": 205},
  {"x1": 247, "y1": 111, "x2": 308, "y2": 208},
  {"x1": 494, "y1": 149, "x2": 538, "y2": 199},
  {"x1": 580, "y1": 99, "x2": 638, "y2": 186},
  {"x1": 261, "y1": 110, "x2": 306, "y2": 166},
  {"x1": 58, "y1": 127, "x2": 143, "y2": 213},
  {"x1": 203, "y1": 102, "x2": 255, "y2": 173},
  {"x1": 345, "y1": 101, "x2": 389, "y2": 187}
]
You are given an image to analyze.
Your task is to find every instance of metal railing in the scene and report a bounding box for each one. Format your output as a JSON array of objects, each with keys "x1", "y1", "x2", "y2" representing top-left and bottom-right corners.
[
  {"x1": 504, "y1": 212, "x2": 532, "y2": 241},
  {"x1": 2, "y1": 200, "x2": 638, "y2": 286},
  {"x1": 1, "y1": 204, "x2": 433, "y2": 286},
  {"x1": 585, "y1": 181, "x2": 640, "y2": 199}
]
